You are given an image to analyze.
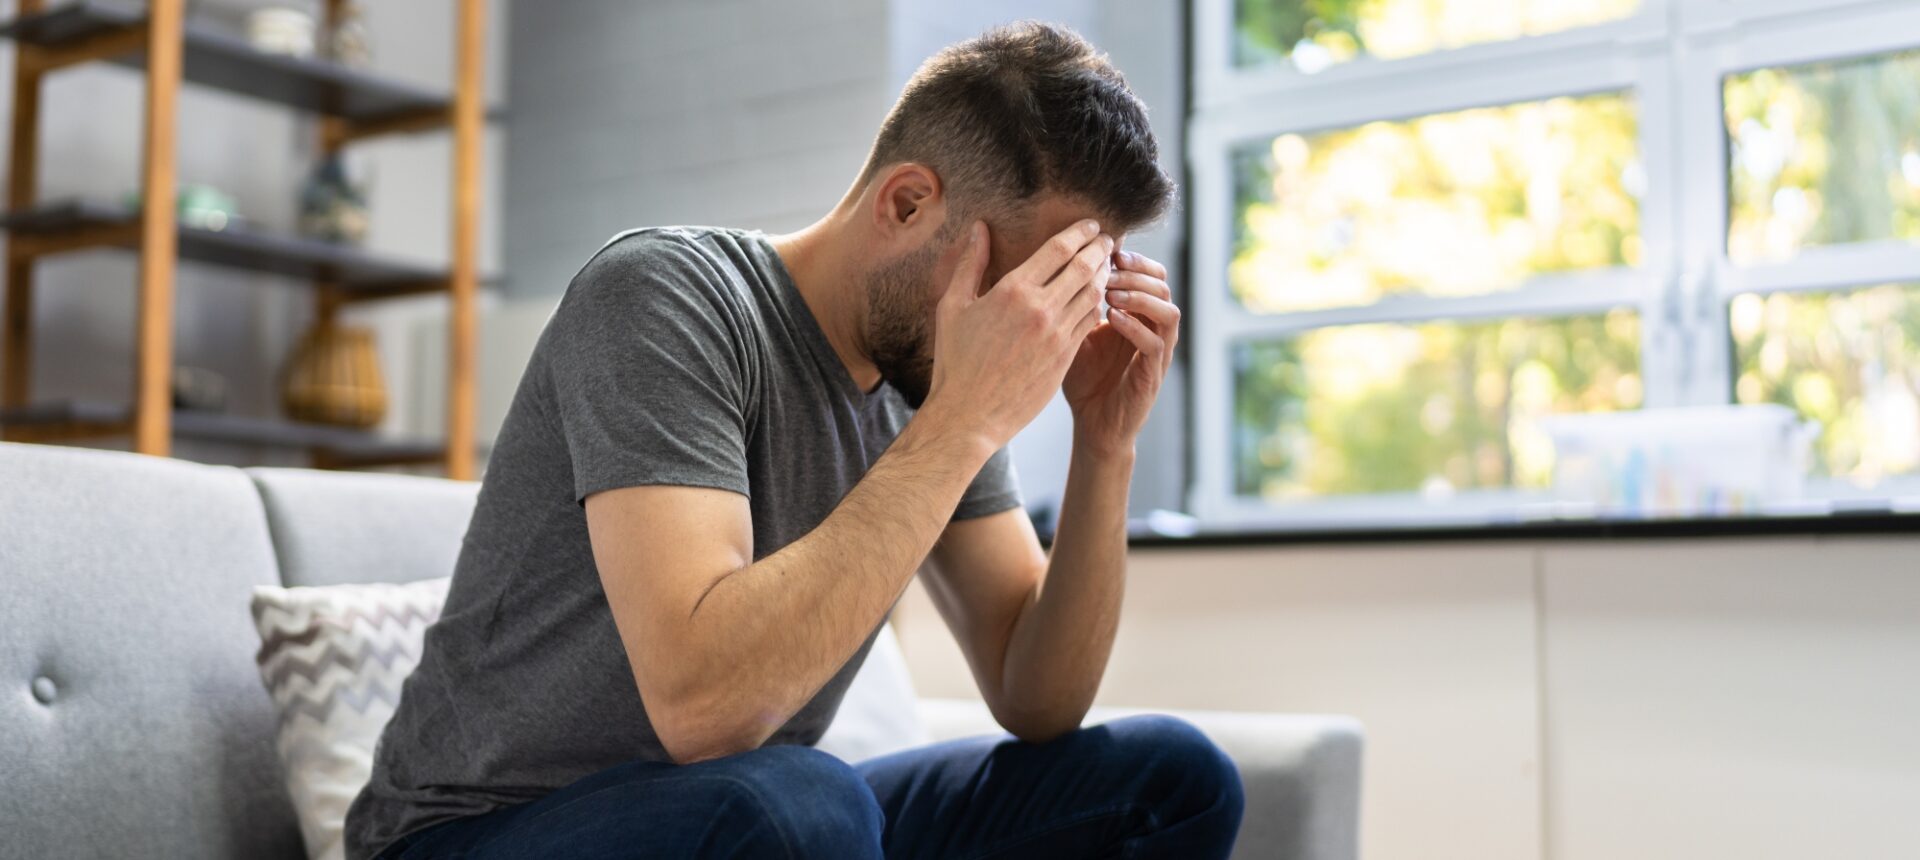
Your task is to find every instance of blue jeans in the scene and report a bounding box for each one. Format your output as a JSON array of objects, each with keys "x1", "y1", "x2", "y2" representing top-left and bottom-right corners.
[{"x1": 376, "y1": 714, "x2": 1244, "y2": 859}]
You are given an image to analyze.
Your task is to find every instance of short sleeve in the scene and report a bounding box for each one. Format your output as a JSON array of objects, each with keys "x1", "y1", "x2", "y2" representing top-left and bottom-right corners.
[
  {"x1": 542, "y1": 233, "x2": 754, "y2": 504},
  {"x1": 952, "y1": 445, "x2": 1023, "y2": 521}
]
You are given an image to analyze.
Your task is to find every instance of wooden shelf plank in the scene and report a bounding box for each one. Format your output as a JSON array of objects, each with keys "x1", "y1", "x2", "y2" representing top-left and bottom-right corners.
[
  {"x1": 0, "y1": 199, "x2": 452, "y2": 294},
  {"x1": 0, "y1": 399, "x2": 450, "y2": 462},
  {"x1": 0, "y1": 1, "x2": 459, "y2": 126}
]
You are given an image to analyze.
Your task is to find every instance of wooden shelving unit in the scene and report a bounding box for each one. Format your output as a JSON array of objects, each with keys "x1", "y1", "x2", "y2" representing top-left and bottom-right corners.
[{"x1": 0, "y1": 0, "x2": 489, "y2": 478}]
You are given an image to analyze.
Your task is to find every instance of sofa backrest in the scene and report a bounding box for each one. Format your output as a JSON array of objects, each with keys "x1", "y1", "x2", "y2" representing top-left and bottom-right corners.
[
  {"x1": 247, "y1": 467, "x2": 479, "y2": 588},
  {"x1": 0, "y1": 442, "x2": 304, "y2": 860}
]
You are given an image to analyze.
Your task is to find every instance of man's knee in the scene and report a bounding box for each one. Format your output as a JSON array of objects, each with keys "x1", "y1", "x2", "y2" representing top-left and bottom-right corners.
[
  {"x1": 1102, "y1": 714, "x2": 1245, "y2": 824},
  {"x1": 702, "y1": 745, "x2": 883, "y2": 858}
]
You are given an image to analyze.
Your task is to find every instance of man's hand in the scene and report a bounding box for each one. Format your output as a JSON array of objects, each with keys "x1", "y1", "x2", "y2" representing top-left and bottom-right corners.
[
  {"x1": 921, "y1": 245, "x2": 1168, "y2": 745},
  {"x1": 1062, "y1": 249, "x2": 1179, "y2": 455},
  {"x1": 925, "y1": 219, "x2": 1113, "y2": 451}
]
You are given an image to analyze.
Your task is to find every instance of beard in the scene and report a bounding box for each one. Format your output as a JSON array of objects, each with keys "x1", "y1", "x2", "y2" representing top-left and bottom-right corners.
[{"x1": 862, "y1": 240, "x2": 941, "y2": 409}]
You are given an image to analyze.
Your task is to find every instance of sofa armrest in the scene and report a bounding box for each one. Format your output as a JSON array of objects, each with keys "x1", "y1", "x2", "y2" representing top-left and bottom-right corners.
[{"x1": 915, "y1": 698, "x2": 1363, "y2": 860}]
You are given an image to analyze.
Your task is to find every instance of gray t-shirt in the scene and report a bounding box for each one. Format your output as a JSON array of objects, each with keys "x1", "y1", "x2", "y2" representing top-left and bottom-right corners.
[{"x1": 343, "y1": 226, "x2": 1021, "y2": 859}]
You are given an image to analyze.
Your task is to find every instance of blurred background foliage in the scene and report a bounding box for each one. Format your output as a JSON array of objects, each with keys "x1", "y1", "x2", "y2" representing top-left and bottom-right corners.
[
  {"x1": 1233, "y1": 0, "x2": 1639, "y2": 72},
  {"x1": 1234, "y1": 312, "x2": 1641, "y2": 497},
  {"x1": 1228, "y1": 90, "x2": 1642, "y2": 498},
  {"x1": 1732, "y1": 285, "x2": 1920, "y2": 483},
  {"x1": 1230, "y1": 93, "x2": 1641, "y2": 313},
  {"x1": 1726, "y1": 48, "x2": 1920, "y2": 263}
]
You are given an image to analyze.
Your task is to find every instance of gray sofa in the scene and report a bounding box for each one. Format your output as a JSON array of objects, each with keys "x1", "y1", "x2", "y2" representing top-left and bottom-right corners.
[{"x1": 0, "y1": 440, "x2": 1363, "y2": 859}]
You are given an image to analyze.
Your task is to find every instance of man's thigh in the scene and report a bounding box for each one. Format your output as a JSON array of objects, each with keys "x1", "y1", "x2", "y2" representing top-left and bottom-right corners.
[
  {"x1": 386, "y1": 745, "x2": 883, "y2": 860},
  {"x1": 855, "y1": 714, "x2": 1243, "y2": 860}
]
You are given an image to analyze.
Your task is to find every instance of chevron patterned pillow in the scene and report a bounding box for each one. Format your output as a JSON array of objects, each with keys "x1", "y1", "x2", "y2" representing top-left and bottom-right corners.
[{"x1": 250, "y1": 577, "x2": 451, "y2": 860}]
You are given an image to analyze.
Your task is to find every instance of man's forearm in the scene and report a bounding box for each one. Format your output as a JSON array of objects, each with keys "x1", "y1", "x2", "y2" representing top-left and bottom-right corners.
[
  {"x1": 657, "y1": 405, "x2": 995, "y2": 761},
  {"x1": 995, "y1": 434, "x2": 1133, "y2": 739}
]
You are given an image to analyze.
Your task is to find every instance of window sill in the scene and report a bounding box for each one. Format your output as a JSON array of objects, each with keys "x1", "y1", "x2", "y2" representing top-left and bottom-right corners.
[{"x1": 1119, "y1": 508, "x2": 1920, "y2": 548}]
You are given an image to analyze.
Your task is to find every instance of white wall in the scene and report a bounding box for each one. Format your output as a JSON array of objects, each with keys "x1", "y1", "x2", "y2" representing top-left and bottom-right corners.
[
  {"x1": 1539, "y1": 539, "x2": 1920, "y2": 860},
  {"x1": 892, "y1": 534, "x2": 1920, "y2": 860}
]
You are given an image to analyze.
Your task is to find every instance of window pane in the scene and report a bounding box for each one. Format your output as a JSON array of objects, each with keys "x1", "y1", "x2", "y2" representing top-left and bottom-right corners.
[
  {"x1": 1730, "y1": 285, "x2": 1920, "y2": 482},
  {"x1": 1234, "y1": 311, "x2": 1642, "y2": 498},
  {"x1": 1231, "y1": 93, "x2": 1642, "y2": 313},
  {"x1": 1725, "y1": 48, "x2": 1920, "y2": 264},
  {"x1": 1233, "y1": 0, "x2": 1640, "y2": 72}
]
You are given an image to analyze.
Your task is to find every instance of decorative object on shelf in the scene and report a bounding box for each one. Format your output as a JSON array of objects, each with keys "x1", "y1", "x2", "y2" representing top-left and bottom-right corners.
[
  {"x1": 178, "y1": 183, "x2": 239, "y2": 231},
  {"x1": 322, "y1": 0, "x2": 373, "y2": 69},
  {"x1": 171, "y1": 365, "x2": 229, "y2": 413},
  {"x1": 297, "y1": 154, "x2": 370, "y2": 244},
  {"x1": 246, "y1": 7, "x2": 316, "y2": 58},
  {"x1": 122, "y1": 183, "x2": 241, "y2": 231},
  {"x1": 281, "y1": 323, "x2": 388, "y2": 428}
]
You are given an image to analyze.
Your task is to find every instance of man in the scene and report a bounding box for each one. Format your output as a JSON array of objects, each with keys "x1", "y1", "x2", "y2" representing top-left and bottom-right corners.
[{"x1": 346, "y1": 21, "x2": 1242, "y2": 860}]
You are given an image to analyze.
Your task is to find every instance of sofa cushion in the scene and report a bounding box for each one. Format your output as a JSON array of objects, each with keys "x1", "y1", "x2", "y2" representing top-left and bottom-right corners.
[
  {"x1": 250, "y1": 577, "x2": 452, "y2": 860},
  {"x1": 246, "y1": 468, "x2": 479, "y2": 587},
  {"x1": 0, "y1": 442, "x2": 303, "y2": 860}
]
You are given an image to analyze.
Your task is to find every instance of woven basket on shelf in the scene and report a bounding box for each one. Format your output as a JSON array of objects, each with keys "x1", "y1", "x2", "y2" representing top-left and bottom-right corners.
[{"x1": 280, "y1": 323, "x2": 388, "y2": 428}]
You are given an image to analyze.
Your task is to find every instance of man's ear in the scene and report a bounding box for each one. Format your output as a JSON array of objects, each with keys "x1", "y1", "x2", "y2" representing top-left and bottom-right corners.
[{"x1": 871, "y1": 162, "x2": 945, "y2": 238}]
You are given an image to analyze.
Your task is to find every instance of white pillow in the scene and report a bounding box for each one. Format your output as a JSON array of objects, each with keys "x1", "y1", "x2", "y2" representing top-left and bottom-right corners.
[
  {"x1": 250, "y1": 577, "x2": 451, "y2": 860},
  {"x1": 814, "y1": 625, "x2": 934, "y2": 762}
]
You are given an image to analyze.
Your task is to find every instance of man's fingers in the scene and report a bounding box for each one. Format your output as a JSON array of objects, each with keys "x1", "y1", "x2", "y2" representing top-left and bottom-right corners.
[
  {"x1": 1104, "y1": 290, "x2": 1180, "y2": 338},
  {"x1": 1107, "y1": 269, "x2": 1170, "y2": 302},
  {"x1": 1045, "y1": 235, "x2": 1115, "y2": 305},
  {"x1": 1115, "y1": 249, "x2": 1168, "y2": 281},
  {"x1": 1071, "y1": 300, "x2": 1103, "y2": 343},
  {"x1": 1107, "y1": 307, "x2": 1167, "y2": 366},
  {"x1": 1162, "y1": 315, "x2": 1180, "y2": 372},
  {"x1": 1062, "y1": 266, "x2": 1106, "y2": 326},
  {"x1": 942, "y1": 221, "x2": 990, "y2": 307},
  {"x1": 1008, "y1": 219, "x2": 1103, "y2": 288}
]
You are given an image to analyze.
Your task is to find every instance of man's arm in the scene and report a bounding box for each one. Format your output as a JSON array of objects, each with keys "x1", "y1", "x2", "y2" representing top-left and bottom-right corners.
[
  {"x1": 588, "y1": 413, "x2": 993, "y2": 764},
  {"x1": 921, "y1": 247, "x2": 1179, "y2": 742},
  {"x1": 585, "y1": 219, "x2": 1113, "y2": 763},
  {"x1": 920, "y1": 438, "x2": 1132, "y2": 742}
]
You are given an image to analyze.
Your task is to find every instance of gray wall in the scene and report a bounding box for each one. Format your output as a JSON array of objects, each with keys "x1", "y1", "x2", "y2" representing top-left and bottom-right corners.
[
  {"x1": 503, "y1": 0, "x2": 895, "y2": 302},
  {"x1": 504, "y1": 0, "x2": 1188, "y2": 516},
  {"x1": 0, "y1": 0, "x2": 507, "y2": 465}
]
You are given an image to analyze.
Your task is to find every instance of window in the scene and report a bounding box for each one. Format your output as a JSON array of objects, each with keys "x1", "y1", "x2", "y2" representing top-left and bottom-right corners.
[
  {"x1": 1230, "y1": 92, "x2": 1643, "y2": 313},
  {"x1": 1191, "y1": 0, "x2": 1920, "y2": 528},
  {"x1": 1232, "y1": 0, "x2": 1641, "y2": 72},
  {"x1": 1730, "y1": 285, "x2": 1920, "y2": 484},
  {"x1": 1725, "y1": 48, "x2": 1920, "y2": 264},
  {"x1": 1234, "y1": 311, "x2": 1643, "y2": 499}
]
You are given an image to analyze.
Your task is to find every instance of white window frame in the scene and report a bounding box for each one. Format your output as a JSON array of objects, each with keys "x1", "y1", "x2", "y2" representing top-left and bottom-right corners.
[
  {"x1": 1680, "y1": 0, "x2": 1920, "y2": 507},
  {"x1": 1188, "y1": 0, "x2": 1920, "y2": 530}
]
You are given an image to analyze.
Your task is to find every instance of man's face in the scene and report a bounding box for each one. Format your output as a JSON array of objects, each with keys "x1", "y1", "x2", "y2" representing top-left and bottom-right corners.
[{"x1": 864, "y1": 195, "x2": 1119, "y2": 409}]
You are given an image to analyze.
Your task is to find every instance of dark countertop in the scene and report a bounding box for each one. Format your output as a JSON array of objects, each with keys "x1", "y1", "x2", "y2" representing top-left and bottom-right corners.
[{"x1": 1118, "y1": 510, "x2": 1920, "y2": 548}]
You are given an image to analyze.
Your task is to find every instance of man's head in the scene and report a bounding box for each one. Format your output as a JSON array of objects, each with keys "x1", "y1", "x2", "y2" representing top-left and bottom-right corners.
[{"x1": 850, "y1": 21, "x2": 1175, "y2": 408}]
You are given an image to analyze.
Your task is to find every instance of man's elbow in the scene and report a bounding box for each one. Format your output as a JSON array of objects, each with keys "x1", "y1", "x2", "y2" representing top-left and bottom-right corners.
[
  {"x1": 657, "y1": 732, "x2": 756, "y2": 765},
  {"x1": 646, "y1": 688, "x2": 769, "y2": 764},
  {"x1": 992, "y1": 702, "x2": 1088, "y2": 745}
]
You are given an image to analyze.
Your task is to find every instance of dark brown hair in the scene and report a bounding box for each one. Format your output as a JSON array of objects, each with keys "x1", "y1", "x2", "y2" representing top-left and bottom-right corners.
[{"x1": 860, "y1": 21, "x2": 1176, "y2": 235}]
